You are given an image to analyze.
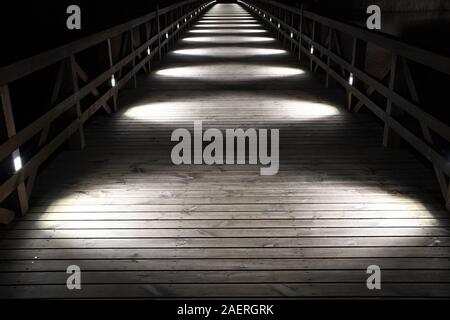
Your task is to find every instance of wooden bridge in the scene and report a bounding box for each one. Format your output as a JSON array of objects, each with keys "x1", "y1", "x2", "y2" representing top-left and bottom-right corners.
[{"x1": 1, "y1": 0, "x2": 450, "y2": 298}]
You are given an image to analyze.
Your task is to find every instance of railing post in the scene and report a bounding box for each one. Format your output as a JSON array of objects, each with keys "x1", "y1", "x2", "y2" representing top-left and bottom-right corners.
[
  {"x1": 164, "y1": 12, "x2": 168, "y2": 54},
  {"x1": 144, "y1": 21, "x2": 152, "y2": 73},
  {"x1": 290, "y1": 11, "x2": 294, "y2": 52},
  {"x1": 0, "y1": 85, "x2": 29, "y2": 216},
  {"x1": 383, "y1": 54, "x2": 401, "y2": 147},
  {"x1": 325, "y1": 27, "x2": 333, "y2": 88},
  {"x1": 107, "y1": 39, "x2": 118, "y2": 112},
  {"x1": 129, "y1": 29, "x2": 137, "y2": 89},
  {"x1": 348, "y1": 37, "x2": 367, "y2": 110},
  {"x1": 310, "y1": 20, "x2": 316, "y2": 72}
]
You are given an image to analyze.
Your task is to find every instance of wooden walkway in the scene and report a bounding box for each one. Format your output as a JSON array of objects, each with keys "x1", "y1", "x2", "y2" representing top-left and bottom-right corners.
[{"x1": 1, "y1": 3, "x2": 450, "y2": 298}]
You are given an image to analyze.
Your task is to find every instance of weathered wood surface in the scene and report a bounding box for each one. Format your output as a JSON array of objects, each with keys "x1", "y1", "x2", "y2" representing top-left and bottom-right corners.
[{"x1": 0, "y1": 3, "x2": 449, "y2": 299}]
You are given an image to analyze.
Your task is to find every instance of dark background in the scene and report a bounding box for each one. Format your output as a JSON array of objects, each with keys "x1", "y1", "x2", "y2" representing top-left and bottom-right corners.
[{"x1": 0, "y1": 0, "x2": 182, "y2": 66}]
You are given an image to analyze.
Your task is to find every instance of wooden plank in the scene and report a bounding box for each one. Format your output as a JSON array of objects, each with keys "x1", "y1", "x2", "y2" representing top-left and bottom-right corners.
[
  {"x1": 0, "y1": 208, "x2": 14, "y2": 224},
  {"x1": 4, "y1": 227, "x2": 450, "y2": 239},
  {"x1": 11, "y1": 218, "x2": 450, "y2": 230}
]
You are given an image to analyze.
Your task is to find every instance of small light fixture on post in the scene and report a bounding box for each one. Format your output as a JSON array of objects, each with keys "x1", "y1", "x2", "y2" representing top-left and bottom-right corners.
[
  {"x1": 349, "y1": 73, "x2": 354, "y2": 86},
  {"x1": 147, "y1": 47, "x2": 151, "y2": 56},
  {"x1": 12, "y1": 149, "x2": 22, "y2": 172},
  {"x1": 310, "y1": 46, "x2": 314, "y2": 54},
  {"x1": 111, "y1": 74, "x2": 116, "y2": 87}
]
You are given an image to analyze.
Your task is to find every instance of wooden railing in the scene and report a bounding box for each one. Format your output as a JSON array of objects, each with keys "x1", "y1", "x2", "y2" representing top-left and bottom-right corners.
[
  {"x1": 0, "y1": 0, "x2": 215, "y2": 223},
  {"x1": 240, "y1": 0, "x2": 450, "y2": 210}
]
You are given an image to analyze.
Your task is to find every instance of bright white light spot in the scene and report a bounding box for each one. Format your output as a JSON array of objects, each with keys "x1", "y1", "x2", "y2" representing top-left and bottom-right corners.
[
  {"x1": 166, "y1": 33, "x2": 169, "y2": 39},
  {"x1": 185, "y1": 18, "x2": 187, "y2": 22},
  {"x1": 198, "y1": 20, "x2": 256, "y2": 23},
  {"x1": 270, "y1": 18, "x2": 272, "y2": 22},
  {"x1": 278, "y1": 23, "x2": 280, "y2": 28},
  {"x1": 189, "y1": 29, "x2": 267, "y2": 34},
  {"x1": 310, "y1": 46, "x2": 314, "y2": 54},
  {"x1": 111, "y1": 75, "x2": 116, "y2": 87},
  {"x1": 147, "y1": 47, "x2": 151, "y2": 55},
  {"x1": 349, "y1": 73, "x2": 354, "y2": 86},
  {"x1": 173, "y1": 47, "x2": 287, "y2": 58},
  {"x1": 290, "y1": 32, "x2": 293, "y2": 38},
  {"x1": 177, "y1": 24, "x2": 180, "y2": 29},
  {"x1": 182, "y1": 36, "x2": 276, "y2": 44},
  {"x1": 194, "y1": 24, "x2": 261, "y2": 28},
  {"x1": 156, "y1": 64, "x2": 305, "y2": 81}
]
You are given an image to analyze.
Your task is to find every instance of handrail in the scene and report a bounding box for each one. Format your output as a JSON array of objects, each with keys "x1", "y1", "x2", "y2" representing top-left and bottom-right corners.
[
  {"x1": 0, "y1": 0, "x2": 205, "y2": 85},
  {"x1": 240, "y1": 0, "x2": 450, "y2": 209},
  {"x1": 0, "y1": 0, "x2": 215, "y2": 220}
]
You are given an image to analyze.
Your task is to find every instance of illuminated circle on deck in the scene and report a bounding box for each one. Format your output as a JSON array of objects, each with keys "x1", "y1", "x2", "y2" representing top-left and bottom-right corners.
[
  {"x1": 194, "y1": 24, "x2": 262, "y2": 28},
  {"x1": 198, "y1": 20, "x2": 257, "y2": 23},
  {"x1": 125, "y1": 98, "x2": 340, "y2": 122},
  {"x1": 182, "y1": 36, "x2": 276, "y2": 44},
  {"x1": 189, "y1": 29, "x2": 267, "y2": 34},
  {"x1": 173, "y1": 47, "x2": 287, "y2": 58}
]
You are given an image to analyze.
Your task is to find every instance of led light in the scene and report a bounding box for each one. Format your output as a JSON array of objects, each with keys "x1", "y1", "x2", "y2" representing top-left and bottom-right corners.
[
  {"x1": 185, "y1": 18, "x2": 187, "y2": 22},
  {"x1": 270, "y1": 18, "x2": 272, "y2": 22},
  {"x1": 290, "y1": 32, "x2": 293, "y2": 38},
  {"x1": 111, "y1": 75, "x2": 116, "y2": 87},
  {"x1": 263, "y1": 14, "x2": 265, "y2": 17},
  {"x1": 177, "y1": 23, "x2": 180, "y2": 29},
  {"x1": 349, "y1": 73, "x2": 354, "y2": 86},
  {"x1": 278, "y1": 23, "x2": 280, "y2": 28},
  {"x1": 13, "y1": 150, "x2": 22, "y2": 172},
  {"x1": 310, "y1": 46, "x2": 314, "y2": 54},
  {"x1": 166, "y1": 33, "x2": 169, "y2": 39},
  {"x1": 147, "y1": 47, "x2": 151, "y2": 55}
]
